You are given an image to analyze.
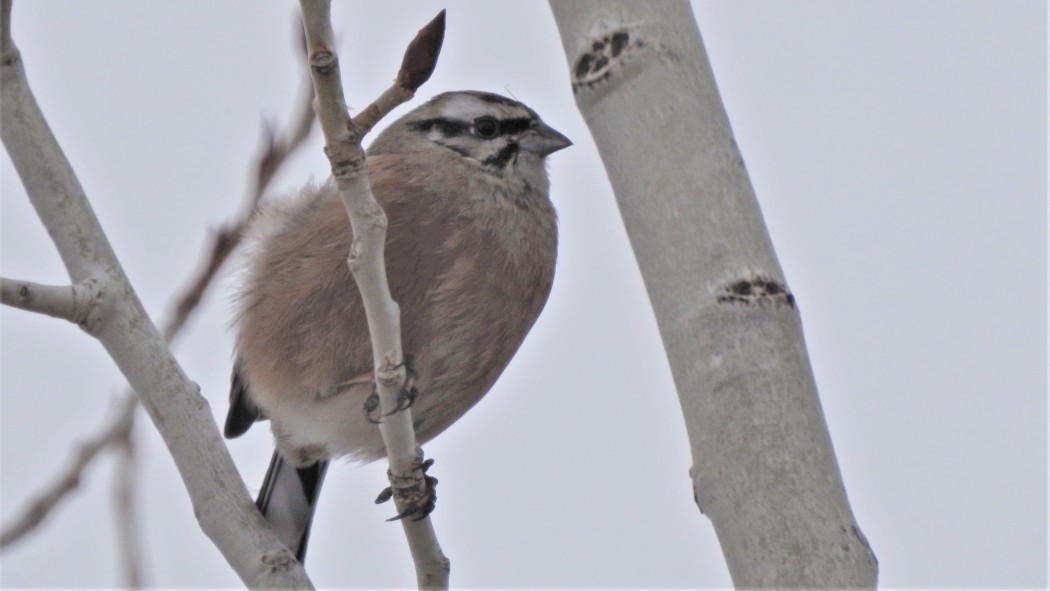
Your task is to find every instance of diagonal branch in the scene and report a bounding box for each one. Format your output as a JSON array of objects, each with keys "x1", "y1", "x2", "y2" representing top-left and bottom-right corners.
[
  {"x1": 297, "y1": 2, "x2": 449, "y2": 587},
  {"x1": 0, "y1": 395, "x2": 136, "y2": 549},
  {"x1": 0, "y1": 17, "x2": 318, "y2": 573},
  {"x1": 161, "y1": 19, "x2": 316, "y2": 344},
  {"x1": 349, "y1": 9, "x2": 445, "y2": 135},
  {"x1": 1, "y1": 1, "x2": 313, "y2": 586},
  {"x1": 548, "y1": 2, "x2": 878, "y2": 587}
]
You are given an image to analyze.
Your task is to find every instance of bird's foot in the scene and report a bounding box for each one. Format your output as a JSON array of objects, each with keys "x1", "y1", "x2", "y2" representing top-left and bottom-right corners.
[
  {"x1": 363, "y1": 355, "x2": 418, "y2": 423},
  {"x1": 375, "y1": 457, "x2": 437, "y2": 521},
  {"x1": 364, "y1": 385, "x2": 381, "y2": 424}
]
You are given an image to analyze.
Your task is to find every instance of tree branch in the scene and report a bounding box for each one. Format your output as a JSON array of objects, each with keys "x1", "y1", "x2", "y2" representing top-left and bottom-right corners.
[
  {"x1": 0, "y1": 395, "x2": 135, "y2": 549},
  {"x1": 548, "y1": 1, "x2": 877, "y2": 587},
  {"x1": 161, "y1": 19, "x2": 316, "y2": 344},
  {"x1": 1, "y1": 392, "x2": 145, "y2": 590},
  {"x1": 297, "y1": 2, "x2": 449, "y2": 587},
  {"x1": 1, "y1": 1, "x2": 312, "y2": 586},
  {"x1": 0, "y1": 277, "x2": 100, "y2": 326},
  {"x1": 1, "y1": 16, "x2": 318, "y2": 582},
  {"x1": 113, "y1": 416, "x2": 144, "y2": 589}
]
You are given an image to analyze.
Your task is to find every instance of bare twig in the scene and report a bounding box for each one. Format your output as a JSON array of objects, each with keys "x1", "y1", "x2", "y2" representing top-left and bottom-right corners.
[
  {"x1": 2, "y1": 393, "x2": 143, "y2": 587},
  {"x1": 297, "y1": 2, "x2": 449, "y2": 587},
  {"x1": 2, "y1": 2, "x2": 313, "y2": 585},
  {"x1": 0, "y1": 277, "x2": 101, "y2": 327},
  {"x1": 349, "y1": 10, "x2": 445, "y2": 134},
  {"x1": 113, "y1": 417, "x2": 144, "y2": 589},
  {"x1": 0, "y1": 395, "x2": 136, "y2": 548},
  {"x1": 0, "y1": 20, "x2": 316, "y2": 567},
  {"x1": 161, "y1": 19, "x2": 316, "y2": 343},
  {"x1": 2, "y1": 26, "x2": 315, "y2": 575}
]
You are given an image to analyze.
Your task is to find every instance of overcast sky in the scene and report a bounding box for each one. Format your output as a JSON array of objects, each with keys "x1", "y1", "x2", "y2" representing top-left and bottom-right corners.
[{"x1": 1, "y1": 1, "x2": 1046, "y2": 588}]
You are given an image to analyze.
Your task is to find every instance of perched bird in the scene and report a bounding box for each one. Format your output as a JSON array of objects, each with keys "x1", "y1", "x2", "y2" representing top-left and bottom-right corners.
[{"x1": 225, "y1": 90, "x2": 571, "y2": 562}]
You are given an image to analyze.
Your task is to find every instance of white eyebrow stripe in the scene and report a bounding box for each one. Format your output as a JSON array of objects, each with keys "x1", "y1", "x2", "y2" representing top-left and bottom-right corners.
[{"x1": 437, "y1": 95, "x2": 529, "y2": 124}]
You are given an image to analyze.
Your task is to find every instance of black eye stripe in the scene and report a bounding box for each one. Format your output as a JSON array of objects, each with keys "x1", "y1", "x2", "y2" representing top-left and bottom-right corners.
[
  {"x1": 412, "y1": 117, "x2": 533, "y2": 140},
  {"x1": 497, "y1": 118, "x2": 532, "y2": 136},
  {"x1": 411, "y1": 118, "x2": 470, "y2": 137}
]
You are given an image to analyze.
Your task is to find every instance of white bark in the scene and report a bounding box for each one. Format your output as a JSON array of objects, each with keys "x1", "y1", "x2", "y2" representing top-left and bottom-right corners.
[
  {"x1": 548, "y1": 1, "x2": 877, "y2": 587},
  {"x1": 297, "y1": 2, "x2": 449, "y2": 587},
  {"x1": 0, "y1": 277, "x2": 97, "y2": 325},
  {"x1": 1, "y1": 1, "x2": 312, "y2": 587}
]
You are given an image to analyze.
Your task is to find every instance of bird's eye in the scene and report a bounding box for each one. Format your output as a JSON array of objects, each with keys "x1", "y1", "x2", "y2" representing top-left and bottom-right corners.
[{"x1": 473, "y1": 116, "x2": 499, "y2": 139}]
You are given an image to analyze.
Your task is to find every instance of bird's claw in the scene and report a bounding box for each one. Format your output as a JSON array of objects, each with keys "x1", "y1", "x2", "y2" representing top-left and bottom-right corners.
[
  {"x1": 363, "y1": 387, "x2": 381, "y2": 424},
  {"x1": 362, "y1": 355, "x2": 418, "y2": 423},
  {"x1": 388, "y1": 384, "x2": 418, "y2": 415},
  {"x1": 375, "y1": 458, "x2": 437, "y2": 521},
  {"x1": 390, "y1": 354, "x2": 419, "y2": 414}
]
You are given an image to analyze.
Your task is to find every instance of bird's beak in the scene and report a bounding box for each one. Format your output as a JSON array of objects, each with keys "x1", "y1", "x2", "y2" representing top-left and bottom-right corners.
[{"x1": 520, "y1": 121, "x2": 573, "y2": 157}]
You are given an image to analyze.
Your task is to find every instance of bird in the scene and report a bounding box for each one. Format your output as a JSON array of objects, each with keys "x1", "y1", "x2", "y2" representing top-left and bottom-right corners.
[{"x1": 224, "y1": 90, "x2": 571, "y2": 563}]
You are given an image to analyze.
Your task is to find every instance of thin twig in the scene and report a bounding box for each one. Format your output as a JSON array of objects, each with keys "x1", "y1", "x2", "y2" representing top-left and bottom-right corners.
[
  {"x1": 297, "y1": 2, "x2": 449, "y2": 587},
  {"x1": 0, "y1": 395, "x2": 136, "y2": 549},
  {"x1": 113, "y1": 413, "x2": 144, "y2": 589},
  {"x1": 161, "y1": 21, "x2": 316, "y2": 343},
  {"x1": 0, "y1": 13, "x2": 317, "y2": 580},
  {"x1": 0, "y1": 277, "x2": 101, "y2": 327},
  {"x1": 2, "y1": 2, "x2": 313, "y2": 585}
]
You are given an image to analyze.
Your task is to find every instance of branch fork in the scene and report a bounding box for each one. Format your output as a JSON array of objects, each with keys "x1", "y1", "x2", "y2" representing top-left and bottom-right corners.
[
  {"x1": 297, "y1": 1, "x2": 449, "y2": 586},
  {"x1": 0, "y1": 276, "x2": 104, "y2": 330},
  {"x1": 2, "y1": 0, "x2": 314, "y2": 584}
]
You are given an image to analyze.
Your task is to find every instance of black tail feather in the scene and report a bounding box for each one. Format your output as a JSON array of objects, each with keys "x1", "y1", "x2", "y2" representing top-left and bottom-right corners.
[{"x1": 255, "y1": 451, "x2": 329, "y2": 563}]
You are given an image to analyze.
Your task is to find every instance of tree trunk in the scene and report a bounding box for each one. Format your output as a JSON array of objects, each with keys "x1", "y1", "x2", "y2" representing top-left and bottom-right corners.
[{"x1": 548, "y1": 1, "x2": 878, "y2": 586}]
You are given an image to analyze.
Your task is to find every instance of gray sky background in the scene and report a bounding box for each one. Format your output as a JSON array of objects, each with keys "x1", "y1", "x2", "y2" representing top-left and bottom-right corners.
[{"x1": 1, "y1": 1, "x2": 1046, "y2": 588}]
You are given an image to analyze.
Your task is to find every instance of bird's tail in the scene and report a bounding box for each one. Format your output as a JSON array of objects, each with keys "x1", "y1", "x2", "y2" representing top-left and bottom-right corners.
[{"x1": 255, "y1": 451, "x2": 329, "y2": 563}]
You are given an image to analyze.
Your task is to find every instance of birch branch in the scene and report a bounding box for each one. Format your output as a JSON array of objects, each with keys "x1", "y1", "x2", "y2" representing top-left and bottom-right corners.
[
  {"x1": 2, "y1": 47, "x2": 313, "y2": 566},
  {"x1": 548, "y1": 1, "x2": 877, "y2": 587},
  {"x1": 297, "y1": 2, "x2": 449, "y2": 587},
  {"x1": 0, "y1": 277, "x2": 100, "y2": 326},
  {"x1": 1, "y1": 0, "x2": 312, "y2": 586},
  {"x1": 1, "y1": 19, "x2": 317, "y2": 578}
]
